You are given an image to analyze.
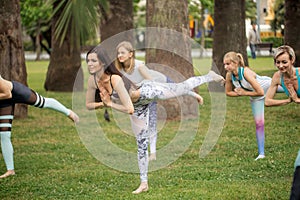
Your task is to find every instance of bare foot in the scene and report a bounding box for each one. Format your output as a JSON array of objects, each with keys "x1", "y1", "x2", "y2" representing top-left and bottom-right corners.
[
  {"x1": 130, "y1": 90, "x2": 141, "y2": 103},
  {"x1": 0, "y1": 170, "x2": 15, "y2": 179},
  {"x1": 132, "y1": 182, "x2": 149, "y2": 194},
  {"x1": 68, "y1": 110, "x2": 79, "y2": 124},
  {"x1": 195, "y1": 94, "x2": 204, "y2": 105},
  {"x1": 208, "y1": 70, "x2": 225, "y2": 83},
  {"x1": 149, "y1": 153, "x2": 156, "y2": 161}
]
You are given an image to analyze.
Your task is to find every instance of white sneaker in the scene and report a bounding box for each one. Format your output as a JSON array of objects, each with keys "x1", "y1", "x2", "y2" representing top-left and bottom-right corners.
[
  {"x1": 208, "y1": 70, "x2": 225, "y2": 82},
  {"x1": 255, "y1": 154, "x2": 265, "y2": 161}
]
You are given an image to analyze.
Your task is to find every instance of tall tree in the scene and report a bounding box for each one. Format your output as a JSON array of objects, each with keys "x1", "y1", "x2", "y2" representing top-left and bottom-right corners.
[
  {"x1": 284, "y1": 0, "x2": 300, "y2": 67},
  {"x1": 44, "y1": 0, "x2": 82, "y2": 91},
  {"x1": 0, "y1": 0, "x2": 28, "y2": 118},
  {"x1": 213, "y1": 0, "x2": 247, "y2": 77},
  {"x1": 99, "y1": 0, "x2": 134, "y2": 55},
  {"x1": 100, "y1": 0, "x2": 133, "y2": 41},
  {"x1": 44, "y1": 0, "x2": 102, "y2": 91},
  {"x1": 146, "y1": 0, "x2": 197, "y2": 119}
]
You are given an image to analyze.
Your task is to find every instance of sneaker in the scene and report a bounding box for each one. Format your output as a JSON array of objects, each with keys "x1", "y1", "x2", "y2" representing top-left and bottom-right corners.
[{"x1": 255, "y1": 154, "x2": 265, "y2": 161}]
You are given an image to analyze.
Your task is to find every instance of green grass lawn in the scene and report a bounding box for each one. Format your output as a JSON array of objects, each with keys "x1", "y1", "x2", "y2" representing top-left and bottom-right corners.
[{"x1": 0, "y1": 56, "x2": 299, "y2": 199}]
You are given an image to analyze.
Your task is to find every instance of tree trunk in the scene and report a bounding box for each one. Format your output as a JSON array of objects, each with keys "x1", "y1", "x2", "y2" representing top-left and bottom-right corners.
[
  {"x1": 146, "y1": 0, "x2": 197, "y2": 120},
  {"x1": 44, "y1": 1, "x2": 83, "y2": 92},
  {"x1": 0, "y1": 0, "x2": 28, "y2": 118},
  {"x1": 100, "y1": 0, "x2": 134, "y2": 46},
  {"x1": 284, "y1": 0, "x2": 300, "y2": 67},
  {"x1": 213, "y1": 0, "x2": 247, "y2": 77}
]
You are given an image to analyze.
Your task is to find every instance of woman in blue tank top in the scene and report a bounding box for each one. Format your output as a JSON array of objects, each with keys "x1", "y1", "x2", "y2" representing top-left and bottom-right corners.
[
  {"x1": 264, "y1": 45, "x2": 300, "y2": 199},
  {"x1": 265, "y1": 45, "x2": 300, "y2": 105},
  {"x1": 224, "y1": 51, "x2": 283, "y2": 161}
]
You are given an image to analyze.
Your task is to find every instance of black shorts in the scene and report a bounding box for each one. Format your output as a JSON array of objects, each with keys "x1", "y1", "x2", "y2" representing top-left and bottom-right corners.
[{"x1": 0, "y1": 81, "x2": 33, "y2": 108}]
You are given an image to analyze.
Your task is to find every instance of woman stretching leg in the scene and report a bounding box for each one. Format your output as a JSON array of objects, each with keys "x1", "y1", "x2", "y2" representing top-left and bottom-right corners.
[{"x1": 0, "y1": 77, "x2": 79, "y2": 178}]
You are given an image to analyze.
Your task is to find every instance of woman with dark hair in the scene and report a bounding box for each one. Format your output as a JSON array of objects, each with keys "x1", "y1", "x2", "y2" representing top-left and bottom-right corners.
[
  {"x1": 115, "y1": 41, "x2": 203, "y2": 161},
  {"x1": 85, "y1": 45, "x2": 224, "y2": 194}
]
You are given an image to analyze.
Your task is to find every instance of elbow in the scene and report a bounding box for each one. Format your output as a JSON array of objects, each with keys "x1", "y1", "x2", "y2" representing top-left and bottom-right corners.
[
  {"x1": 264, "y1": 99, "x2": 271, "y2": 107},
  {"x1": 86, "y1": 103, "x2": 94, "y2": 110},
  {"x1": 258, "y1": 91, "x2": 264, "y2": 96},
  {"x1": 128, "y1": 107, "x2": 134, "y2": 115}
]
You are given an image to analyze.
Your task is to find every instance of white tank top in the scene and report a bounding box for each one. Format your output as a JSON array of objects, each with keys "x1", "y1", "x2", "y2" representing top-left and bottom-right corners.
[
  {"x1": 231, "y1": 67, "x2": 271, "y2": 100},
  {"x1": 120, "y1": 59, "x2": 167, "y2": 86}
]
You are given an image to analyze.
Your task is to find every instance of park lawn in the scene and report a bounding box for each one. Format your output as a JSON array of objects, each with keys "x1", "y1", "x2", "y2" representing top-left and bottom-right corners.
[{"x1": 0, "y1": 56, "x2": 299, "y2": 199}]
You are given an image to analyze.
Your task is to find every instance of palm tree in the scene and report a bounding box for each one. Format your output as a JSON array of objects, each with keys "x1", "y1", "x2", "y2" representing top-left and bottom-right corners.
[
  {"x1": 44, "y1": 0, "x2": 105, "y2": 91},
  {"x1": 146, "y1": 0, "x2": 197, "y2": 119},
  {"x1": 0, "y1": 0, "x2": 28, "y2": 117},
  {"x1": 212, "y1": 0, "x2": 247, "y2": 77}
]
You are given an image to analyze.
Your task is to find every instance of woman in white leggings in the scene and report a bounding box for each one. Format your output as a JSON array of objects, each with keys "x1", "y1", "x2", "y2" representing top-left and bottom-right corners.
[
  {"x1": 85, "y1": 46, "x2": 224, "y2": 194},
  {"x1": 0, "y1": 76, "x2": 79, "y2": 178},
  {"x1": 115, "y1": 41, "x2": 202, "y2": 161}
]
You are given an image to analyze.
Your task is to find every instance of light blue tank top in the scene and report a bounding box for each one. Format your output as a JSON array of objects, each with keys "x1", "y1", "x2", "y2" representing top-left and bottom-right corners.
[
  {"x1": 280, "y1": 68, "x2": 300, "y2": 97},
  {"x1": 231, "y1": 67, "x2": 272, "y2": 100}
]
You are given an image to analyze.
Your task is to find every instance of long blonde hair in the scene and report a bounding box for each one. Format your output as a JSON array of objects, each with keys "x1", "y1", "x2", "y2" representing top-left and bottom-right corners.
[
  {"x1": 115, "y1": 41, "x2": 135, "y2": 72},
  {"x1": 223, "y1": 51, "x2": 247, "y2": 68}
]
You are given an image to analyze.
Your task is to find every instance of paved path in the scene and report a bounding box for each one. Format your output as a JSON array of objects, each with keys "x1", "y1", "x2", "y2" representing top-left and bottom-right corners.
[{"x1": 25, "y1": 49, "x2": 272, "y2": 61}]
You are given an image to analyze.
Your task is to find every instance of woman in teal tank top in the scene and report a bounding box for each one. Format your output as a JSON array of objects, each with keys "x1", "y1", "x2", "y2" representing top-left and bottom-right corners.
[
  {"x1": 224, "y1": 51, "x2": 283, "y2": 161},
  {"x1": 264, "y1": 45, "x2": 300, "y2": 199}
]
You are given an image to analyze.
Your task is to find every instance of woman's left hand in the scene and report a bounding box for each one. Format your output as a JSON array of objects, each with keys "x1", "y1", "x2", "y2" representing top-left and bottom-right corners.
[
  {"x1": 99, "y1": 86, "x2": 112, "y2": 107},
  {"x1": 287, "y1": 85, "x2": 300, "y2": 103}
]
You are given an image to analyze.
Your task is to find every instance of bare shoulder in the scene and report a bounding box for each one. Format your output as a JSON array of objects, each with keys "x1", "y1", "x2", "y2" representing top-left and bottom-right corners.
[
  {"x1": 111, "y1": 74, "x2": 123, "y2": 85},
  {"x1": 225, "y1": 72, "x2": 232, "y2": 80},
  {"x1": 271, "y1": 71, "x2": 281, "y2": 84},
  {"x1": 244, "y1": 67, "x2": 256, "y2": 77},
  {"x1": 87, "y1": 75, "x2": 97, "y2": 88}
]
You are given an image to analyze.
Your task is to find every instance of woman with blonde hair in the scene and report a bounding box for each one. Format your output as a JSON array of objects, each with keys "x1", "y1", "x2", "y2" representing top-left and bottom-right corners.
[
  {"x1": 224, "y1": 51, "x2": 283, "y2": 160},
  {"x1": 115, "y1": 41, "x2": 202, "y2": 161},
  {"x1": 264, "y1": 45, "x2": 300, "y2": 199}
]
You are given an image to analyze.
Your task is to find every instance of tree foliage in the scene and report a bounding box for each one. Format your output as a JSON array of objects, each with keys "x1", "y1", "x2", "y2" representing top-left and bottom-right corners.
[
  {"x1": 47, "y1": 0, "x2": 107, "y2": 49},
  {"x1": 20, "y1": 0, "x2": 52, "y2": 36}
]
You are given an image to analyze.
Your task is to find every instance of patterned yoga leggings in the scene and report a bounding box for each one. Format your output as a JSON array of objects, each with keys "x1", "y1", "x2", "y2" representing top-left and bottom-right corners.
[{"x1": 131, "y1": 74, "x2": 213, "y2": 182}]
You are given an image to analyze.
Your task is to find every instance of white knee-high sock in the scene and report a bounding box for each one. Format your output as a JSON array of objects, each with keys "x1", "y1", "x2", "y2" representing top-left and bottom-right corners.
[
  {"x1": 34, "y1": 93, "x2": 70, "y2": 116},
  {"x1": 0, "y1": 131, "x2": 14, "y2": 170}
]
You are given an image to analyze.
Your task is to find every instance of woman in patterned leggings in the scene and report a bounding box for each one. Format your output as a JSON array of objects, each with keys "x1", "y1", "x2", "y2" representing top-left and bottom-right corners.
[
  {"x1": 85, "y1": 46, "x2": 224, "y2": 194},
  {"x1": 0, "y1": 76, "x2": 79, "y2": 178},
  {"x1": 115, "y1": 41, "x2": 202, "y2": 161},
  {"x1": 224, "y1": 51, "x2": 283, "y2": 161}
]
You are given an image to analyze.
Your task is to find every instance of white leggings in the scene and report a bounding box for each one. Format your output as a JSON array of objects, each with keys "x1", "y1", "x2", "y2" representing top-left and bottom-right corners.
[{"x1": 132, "y1": 74, "x2": 213, "y2": 182}]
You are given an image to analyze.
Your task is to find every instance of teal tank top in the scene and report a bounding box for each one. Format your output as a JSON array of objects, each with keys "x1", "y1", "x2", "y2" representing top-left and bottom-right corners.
[{"x1": 280, "y1": 68, "x2": 300, "y2": 97}]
